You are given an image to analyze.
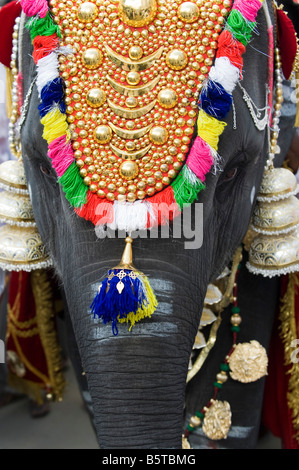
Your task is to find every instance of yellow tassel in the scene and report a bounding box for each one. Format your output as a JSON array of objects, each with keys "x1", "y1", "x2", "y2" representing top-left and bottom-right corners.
[
  {"x1": 118, "y1": 273, "x2": 158, "y2": 331},
  {"x1": 197, "y1": 109, "x2": 227, "y2": 151},
  {"x1": 41, "y1": 108, "x2": 70, "y2": 143}
]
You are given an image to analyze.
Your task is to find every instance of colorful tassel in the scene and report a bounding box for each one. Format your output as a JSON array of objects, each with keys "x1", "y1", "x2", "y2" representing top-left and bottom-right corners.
[{"x1": 91, "y1": 237, "x2": 157, "y2": 335}]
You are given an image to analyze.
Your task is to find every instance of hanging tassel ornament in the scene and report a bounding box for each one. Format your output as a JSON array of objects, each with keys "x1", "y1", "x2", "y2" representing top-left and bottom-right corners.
[{"x1": 90, "y1": 237, "x2": 157, "y2": 336}]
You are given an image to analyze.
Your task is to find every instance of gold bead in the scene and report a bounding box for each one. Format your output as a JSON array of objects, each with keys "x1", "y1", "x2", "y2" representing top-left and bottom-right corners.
[
  {"x1": 78, "y1": 2, "x2": 98, "y2": 22},
  {"x1": 125, "y1": 97, "x2": 138, "y2": 108},
  {"x1": 149, "y1": 126, "x2": 169, "y2": 145},
  {"x1": 137, "y1": 190, "x2": 146, "y2": 199},
  {"x1": 126, "y1": 71, "x2": 141, "y2": 86},
  {"x1": 83, "y1": 176, "x2": 91, "y2": 186},
  {"x1": 216, "y1": 371, "x2": 228, "y2": 383},
  {"x1": 86, "y1": 88, "x2": 106, "y2": 108},
  {"x1": 166, "y1": 49, "x2": 188, "y2": 70},
  {"x1": 128, "y1": 46, "x2": 143, "y2": 60},
  {"x1": 190, "y1": 415, "x2": 201, "y2": 427},
  {"x1": 82, "y1": 48, "x2": 103, "y2": 69},
  {"x1": 118, "y1": 0, "x2": 158, "y2": 27},
  {"x1": 230, "y1": 314, "x2": 242, "y2": 326},
  {"x1": 119, "y1": 160, "x2": 139, "y2": 180},
  {"x1": 178, "y1": 2, "x2": 200, "y2": 23},
  {"x1": 158, "y1": 89, "x2": 178, "y2": 109}
]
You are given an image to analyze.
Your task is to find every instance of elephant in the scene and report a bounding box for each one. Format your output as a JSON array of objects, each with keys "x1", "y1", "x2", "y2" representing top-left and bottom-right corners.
[{"x1": 5, "y1": 0, "x2": 293, "y2": 449}]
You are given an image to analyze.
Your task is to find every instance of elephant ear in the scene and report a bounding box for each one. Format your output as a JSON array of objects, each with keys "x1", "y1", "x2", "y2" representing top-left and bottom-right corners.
[
  {"x1": 276, "y1": 7, "x2": 298, "y2": 80},
  {"x1": 0, "y1": 0, "x2": 22, "y2": 68}
]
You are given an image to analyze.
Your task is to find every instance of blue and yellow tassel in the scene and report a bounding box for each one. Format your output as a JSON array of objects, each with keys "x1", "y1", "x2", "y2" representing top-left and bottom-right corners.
[{"x1": 90, "y1": 237, "x2": 157, "y2": 335}]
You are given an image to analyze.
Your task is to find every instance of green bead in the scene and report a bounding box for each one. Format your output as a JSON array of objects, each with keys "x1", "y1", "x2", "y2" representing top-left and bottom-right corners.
[
  {"x1": 231, "y1": 325, "x2": 240, "y2": 333},
  {"x1": 231, "y1": 306, "x2": 240, "y2": 313},
  {"x1": 220, "y1": 363, "x2": 230, "y2": 372},
  {"x1": 187, "y1": 424, "x2": 194, "y2": 432},
  {"x1": 195, "y1": 411, "x2": 204, "y2": 420},
  {"x1": 214, "y1": 381, "x2": 223, "y2": 389}
]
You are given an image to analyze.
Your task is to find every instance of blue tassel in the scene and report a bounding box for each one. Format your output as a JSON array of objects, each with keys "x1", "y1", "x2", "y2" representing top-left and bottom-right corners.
[
  {"x1": 90, "y1": 269, "x2": 148, "y2": 336},
  {"x1": 200, "y1": 80, "x2": 233, "y2": 120},
  {"x1": 38, "y1": 77, "x2": 66, "y2": 117},
  {"x1": 90, "y1": 237, "x2": 157, "y2": 336}
]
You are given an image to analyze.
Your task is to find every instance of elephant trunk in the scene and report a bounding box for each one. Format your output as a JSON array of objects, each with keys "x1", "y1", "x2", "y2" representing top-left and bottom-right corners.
[{"x1": 63, "y1": 270, "x2": 202, "y2": 449}]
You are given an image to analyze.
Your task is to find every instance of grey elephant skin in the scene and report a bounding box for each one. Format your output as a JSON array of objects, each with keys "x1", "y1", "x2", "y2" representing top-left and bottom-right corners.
[{"x1": 18, "y1": 1, "x2": 278, "y2": 449}]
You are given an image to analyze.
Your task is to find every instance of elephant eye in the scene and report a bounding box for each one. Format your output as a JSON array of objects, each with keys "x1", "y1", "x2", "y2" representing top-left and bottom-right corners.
[
  {"x1": 40, "y1": 164, "x2": 52, "y2": 177},
  {"x1": 223, "y1": 167, "x2": 238, "y2": 182}
]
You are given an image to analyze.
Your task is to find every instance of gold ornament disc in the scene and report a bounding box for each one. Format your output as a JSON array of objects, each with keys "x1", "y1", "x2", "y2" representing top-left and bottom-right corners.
[
  {"x1": 202, "y1": 400, "x2": 232, "y2": 440},
  {"x1": 228, "y1": 340, "x2": 268, "y2": 383}
]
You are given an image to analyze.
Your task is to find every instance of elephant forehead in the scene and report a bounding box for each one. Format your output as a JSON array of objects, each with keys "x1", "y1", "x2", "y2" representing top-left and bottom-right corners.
[{"x1": 50, "y1": 0, "x2": 229, "y2": 205}]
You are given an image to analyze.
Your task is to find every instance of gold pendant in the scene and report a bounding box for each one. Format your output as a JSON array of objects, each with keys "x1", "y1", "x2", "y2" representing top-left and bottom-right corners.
[
  {"x1": 228, "y1": 340, "x2": 268, "y2": 383},
  {"x1": 202, "y1": 400, "x2": 232, "y2": 441}
]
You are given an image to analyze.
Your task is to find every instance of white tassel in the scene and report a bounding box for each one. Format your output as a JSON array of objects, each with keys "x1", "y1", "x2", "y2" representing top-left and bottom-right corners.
[
  {"x1": 36, "y1": 52, "x2": 60, "y2": 95},
  {"x1": 108, "y1": 200, "x2": 149, "y2": 233},
  {"x1": 209, "y1": 57, "x2": 240, "y2": 94}
]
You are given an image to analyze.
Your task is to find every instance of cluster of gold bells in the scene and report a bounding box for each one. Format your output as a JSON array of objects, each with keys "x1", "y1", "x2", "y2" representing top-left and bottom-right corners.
[
  {"x1": 247, "y1": 165, "x2": 299, "y2": 277},
  {"x1": 0, "y1": 158, "x2": 52, "y2": 272}
]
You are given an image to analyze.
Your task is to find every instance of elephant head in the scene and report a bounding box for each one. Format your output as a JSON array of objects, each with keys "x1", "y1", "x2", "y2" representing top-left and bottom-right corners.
[{"x1": 7, "y1": 0, "x2": 281, "y2": 448}]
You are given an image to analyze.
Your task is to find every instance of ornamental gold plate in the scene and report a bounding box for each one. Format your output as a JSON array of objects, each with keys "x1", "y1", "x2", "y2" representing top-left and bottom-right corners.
[
  {"x1": 202, "y1": 400, "x2": 232, "y2": 440},
  {"x1": 52, "y1": 0, "x2": 231, "y2": 203},
  {"x1": 228, "y1": 340, "x2": 268, "y2": 383}
]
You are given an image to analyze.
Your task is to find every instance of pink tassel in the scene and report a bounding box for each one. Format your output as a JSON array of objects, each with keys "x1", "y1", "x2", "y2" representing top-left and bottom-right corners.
[
  {"x1": 233, "y1": 0, "x2": 262, "y2": 22},
  {"x1": 186, "y1": 137, "x2": 214, "y2": 181},
  {"x1": 20, "y1": 0, "x2": 48, "y2": 18},
  {"x1": 48, "y1": 136, "x2": 74, "y2": 177}
]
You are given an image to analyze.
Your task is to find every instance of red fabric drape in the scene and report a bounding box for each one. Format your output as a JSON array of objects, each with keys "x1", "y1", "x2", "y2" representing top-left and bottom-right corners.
[{"x1": 0, "y1": 1, "x2": 22, "y2": 69}]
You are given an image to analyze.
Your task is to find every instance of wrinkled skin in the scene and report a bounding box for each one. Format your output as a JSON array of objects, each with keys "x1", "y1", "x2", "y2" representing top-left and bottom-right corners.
[{"x1": 19, "y1": 2, "x2": 276, "y2": 449}]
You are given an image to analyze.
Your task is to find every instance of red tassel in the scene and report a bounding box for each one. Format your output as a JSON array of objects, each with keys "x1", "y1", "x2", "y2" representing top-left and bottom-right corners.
[
  {"x1": 186, "y1": 137, "x2": 214, "y2": 181},
  {"x1": 75, "y1": 193, "x2": 114, "y2": 226},
  {"x1": 0, "y1": 1, "x2": 22, "y2": 68},
  {"x1": 146, "y1": 185, "x2": 180, "y2": 228},
  {"x1": 32, "y1": 34, "x2": 60, "y2": 64},
  {"x1": 217, "y1": 30, "x2": 246, "y2": 72}
]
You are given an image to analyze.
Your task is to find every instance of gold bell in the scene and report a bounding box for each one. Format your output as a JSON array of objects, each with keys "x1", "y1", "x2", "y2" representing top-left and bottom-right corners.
[
  {"x1": 255, "y1": 167, "x2": 298, "y2": 202},
  {"x1": 247, "y1": 167, "x2": 299, "y2": 277},
  {"x1": 0, "y1": 159, "x2": 52, "y2": 272}
]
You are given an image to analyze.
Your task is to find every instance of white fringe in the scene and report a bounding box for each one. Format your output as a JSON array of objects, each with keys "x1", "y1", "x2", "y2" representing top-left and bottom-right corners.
[
  {"x1": 209, "y1": 57, "x2": 240, "y2": 94},
  {"x1": 36, "y1": 52, "x2": 60, "y2": 95},
  {"x1": 108, "y1": 200, "x2": 149, "y2": 232}
]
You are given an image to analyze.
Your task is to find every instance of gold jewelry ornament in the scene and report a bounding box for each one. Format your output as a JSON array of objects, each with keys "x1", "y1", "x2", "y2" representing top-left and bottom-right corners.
[
  {"x1": 201, "y1": 400, "x2": 232, "y2": 441},
  {"x1": 227, "y1": 340, "x2": 268, "y2": 383}
]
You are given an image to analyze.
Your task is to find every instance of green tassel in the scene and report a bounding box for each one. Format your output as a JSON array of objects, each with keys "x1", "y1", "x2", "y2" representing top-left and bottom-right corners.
[
  {"x1": 26, "y1": 12, "x2": 61, "y2": 41},
  {"x1": 226, "y1": 10, "x2": 256, "y2": 46},
  {"x1": 172, "y1": 166, "x2": 205, "y2": 210},
  {"x1": 58, "y1": 162, "x2": 88, "y2": 208}
]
